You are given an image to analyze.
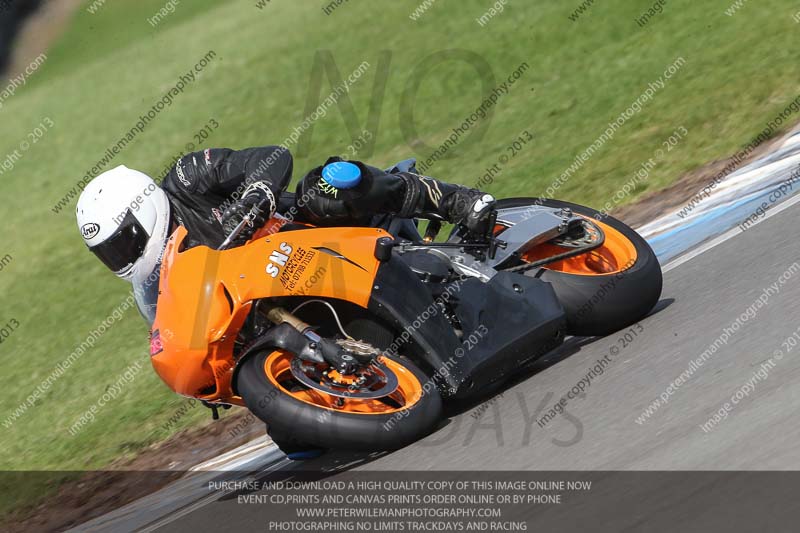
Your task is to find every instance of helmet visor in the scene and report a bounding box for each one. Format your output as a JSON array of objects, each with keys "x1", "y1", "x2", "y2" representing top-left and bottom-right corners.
[{"x1": 89, "y1": 210, "x2": 149, "y2": 275}]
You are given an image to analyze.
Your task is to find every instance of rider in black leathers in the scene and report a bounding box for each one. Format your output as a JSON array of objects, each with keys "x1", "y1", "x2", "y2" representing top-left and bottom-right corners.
[{"x1": 161, "y1": 145, "x2": 495, "y2": 248}]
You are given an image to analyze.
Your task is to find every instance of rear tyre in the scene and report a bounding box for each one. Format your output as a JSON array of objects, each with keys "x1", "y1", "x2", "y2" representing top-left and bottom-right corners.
[
  {"x1": 237, "y1": 350, "x2": 442, "y2": 452},
  {"x1": 495, "y1": 198, "x2": 662, "y2": 337}
]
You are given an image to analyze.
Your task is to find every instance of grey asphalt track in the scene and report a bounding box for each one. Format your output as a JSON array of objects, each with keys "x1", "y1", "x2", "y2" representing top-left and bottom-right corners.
[
  {"x1": 140, "y1": 187, "x2": 800, "y2": 533},
  {"x1": 361, "y1": 202, "x2": 800, "y2": 471}
]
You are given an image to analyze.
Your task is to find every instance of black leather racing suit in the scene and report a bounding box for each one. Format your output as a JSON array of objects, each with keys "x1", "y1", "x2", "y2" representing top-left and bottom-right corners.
[
  {"x1": 160, "y1": 145, "x2": 294, "y2": 249},
  {"x1": 160, "y1": 145, "x2": 491, "y2": 250}
]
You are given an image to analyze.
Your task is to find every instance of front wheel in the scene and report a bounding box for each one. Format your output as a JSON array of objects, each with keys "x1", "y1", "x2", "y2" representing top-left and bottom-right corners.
[
  {"x1": 495, "y1": 198, "x2": 663, "y2": 337},
  {"x1": 237, "y1": 350, "x2": 442, "y2": 452}
]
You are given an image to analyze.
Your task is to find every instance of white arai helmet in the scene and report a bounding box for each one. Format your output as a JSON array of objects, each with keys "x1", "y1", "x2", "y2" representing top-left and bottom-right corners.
[{"x1": 76, "y1": 165, "x2": 171, "y2": 281}]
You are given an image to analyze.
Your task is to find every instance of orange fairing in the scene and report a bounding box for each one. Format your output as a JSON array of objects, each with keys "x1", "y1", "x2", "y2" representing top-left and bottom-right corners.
[{"x1": 150, "y1": 223, "x2": 388, "y2": 400}]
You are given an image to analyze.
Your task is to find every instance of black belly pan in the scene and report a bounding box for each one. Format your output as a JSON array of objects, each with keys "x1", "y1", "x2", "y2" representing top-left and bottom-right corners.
[{"x1": 449, "y1": 272, "x2": 567, "y2": 396}]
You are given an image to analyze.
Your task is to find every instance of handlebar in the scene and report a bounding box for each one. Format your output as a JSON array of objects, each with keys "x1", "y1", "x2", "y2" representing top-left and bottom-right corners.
[{"x1": 217, "y1": 197, "x2": 271, "y2": 251}]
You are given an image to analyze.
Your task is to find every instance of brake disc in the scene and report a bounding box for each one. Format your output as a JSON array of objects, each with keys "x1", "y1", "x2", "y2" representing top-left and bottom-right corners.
[{"x1": 289, "y1": 350, "x2": 399, "y2": 400}]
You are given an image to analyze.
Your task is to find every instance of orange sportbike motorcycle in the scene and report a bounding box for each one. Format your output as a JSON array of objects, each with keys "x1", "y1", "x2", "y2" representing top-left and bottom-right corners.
[{"x1": 134, "y1": 164, "x2": 662, "y2": 452}]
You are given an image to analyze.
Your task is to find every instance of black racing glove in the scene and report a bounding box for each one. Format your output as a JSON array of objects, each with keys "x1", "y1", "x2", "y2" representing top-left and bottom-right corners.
[
  {"x1": 221, "y1": 181, "x2": 277, "y2": 245},
  {"x1": 296, "y1": 157, "x2": 376, "y2": 225}
]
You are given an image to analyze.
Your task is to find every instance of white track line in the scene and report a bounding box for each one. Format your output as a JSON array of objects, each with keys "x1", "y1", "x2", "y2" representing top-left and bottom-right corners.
[
  {"x1": 138, "y1": 457, "x2": 293, "y2": 533},
  {"x1": 638, "y1": 131, "x2": 800, "y2": 240},
  {"x1": 190, "y1": 436, "x2": 275, "y2": 472},
  {"x1": 662, "y1": 190, "x2": 800, "y2": 273}
]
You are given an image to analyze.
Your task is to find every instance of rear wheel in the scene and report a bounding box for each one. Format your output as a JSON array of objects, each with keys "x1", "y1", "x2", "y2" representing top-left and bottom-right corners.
[
  {"x1": 237, "y1": 350, "x2": 441, "y2": 452},
  {"x1": 495, "y1": 198, "x2": 662, "y2": 336}
]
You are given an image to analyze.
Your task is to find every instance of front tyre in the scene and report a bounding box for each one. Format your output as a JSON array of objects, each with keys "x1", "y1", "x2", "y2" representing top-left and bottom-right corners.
[
  {"x1": 237, "y1": 350, "x2": 442, "y2": 452},
  {"x1": 496, "y1": 198, "x2": 662, "y2": 337}
]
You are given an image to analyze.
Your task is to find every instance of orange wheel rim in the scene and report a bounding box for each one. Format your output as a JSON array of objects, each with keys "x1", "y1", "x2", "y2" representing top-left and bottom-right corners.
[
  {"x1": 263, "y1": 351, "x2": 425, "y2": 415},
  {"x1": 510, "y1": 217, "x2": 638, "y2": 276}
]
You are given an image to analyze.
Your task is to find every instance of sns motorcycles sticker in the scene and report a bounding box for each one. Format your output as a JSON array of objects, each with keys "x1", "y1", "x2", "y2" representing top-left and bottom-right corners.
[{"x1": 266, "y1": 242, "x2": 293, "y2": 278}]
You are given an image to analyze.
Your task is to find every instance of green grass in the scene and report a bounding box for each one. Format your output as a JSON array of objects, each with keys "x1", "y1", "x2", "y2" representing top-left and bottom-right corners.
[{"x1": 1, "y1": 0, "x2": 799, "y2": 514}]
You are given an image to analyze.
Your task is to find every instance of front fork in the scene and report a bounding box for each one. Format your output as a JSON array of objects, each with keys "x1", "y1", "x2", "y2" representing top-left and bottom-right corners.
[{"x1": 262, "y1": 306, "x2": 361, "y2": 374}]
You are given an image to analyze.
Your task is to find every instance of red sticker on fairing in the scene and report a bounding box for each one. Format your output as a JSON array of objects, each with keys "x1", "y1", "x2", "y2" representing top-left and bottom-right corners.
[{"x1": 150, "y1": 329, "x2": 164, "y2": 356}]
